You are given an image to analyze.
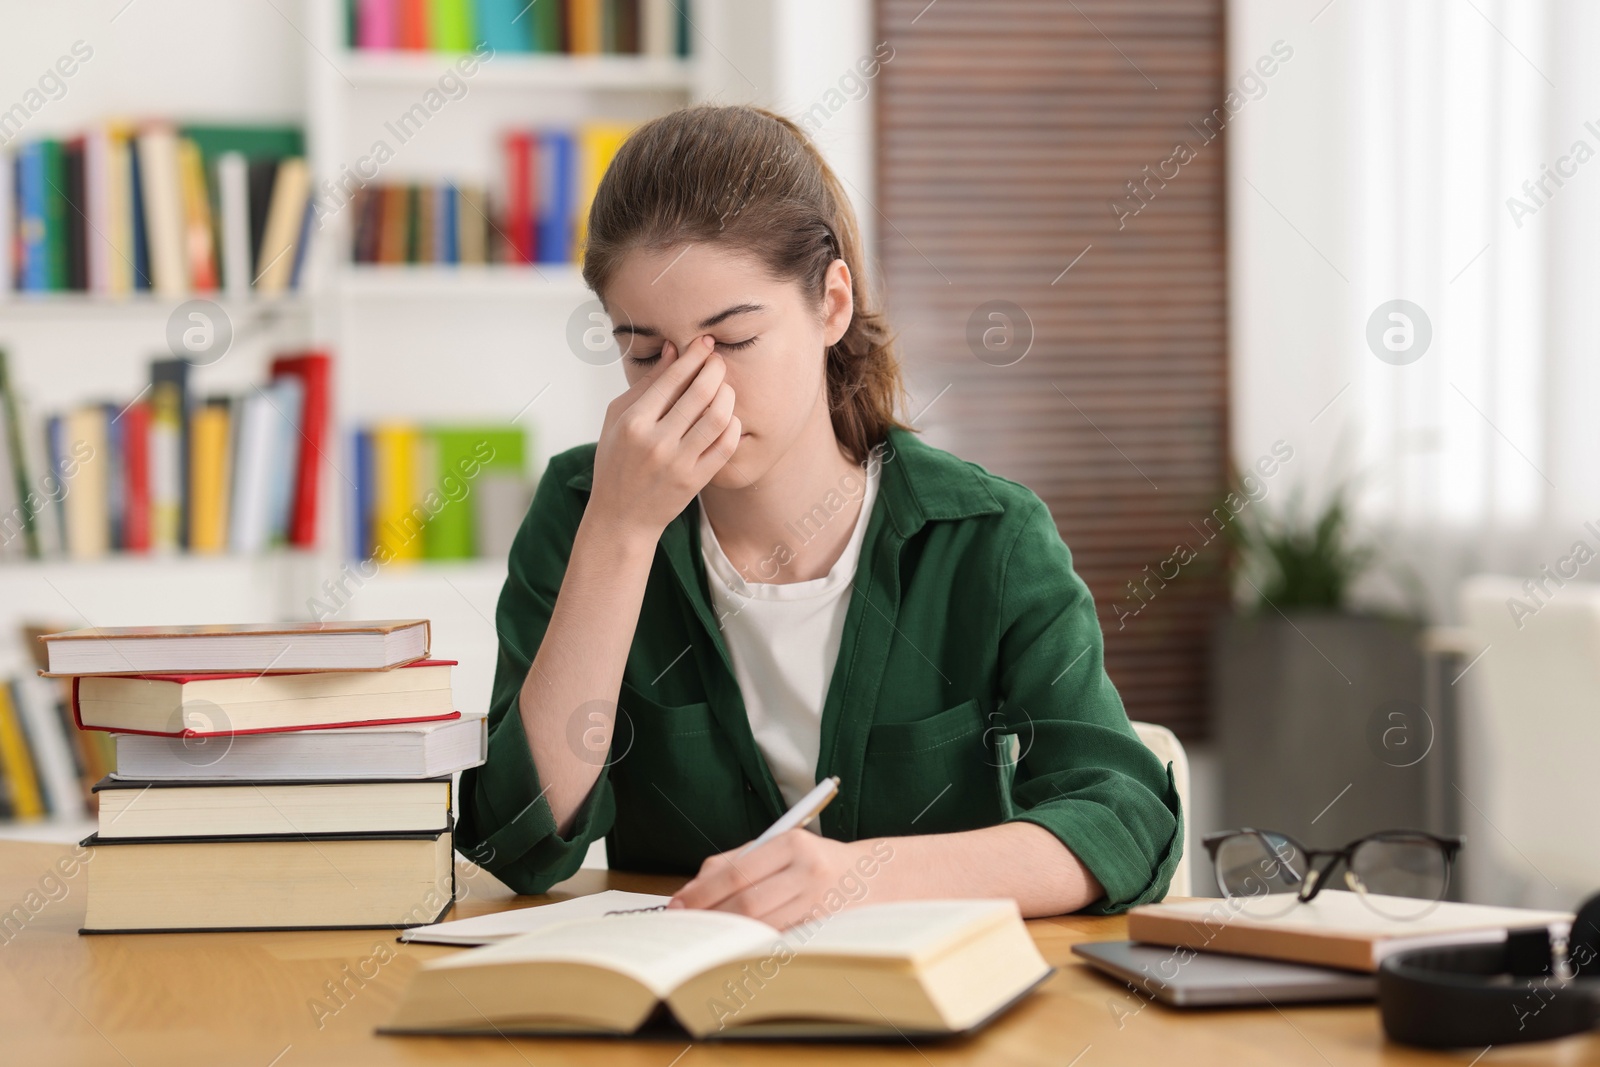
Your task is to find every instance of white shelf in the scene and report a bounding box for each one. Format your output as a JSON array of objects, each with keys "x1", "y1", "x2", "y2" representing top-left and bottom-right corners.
[
  {"x1": 335, "y1": 264, "x2": 591, "y2": 299},
  {"x1": 0, "y1": 551, "x2": 317, "y2": 573},
  {"x1": 340, "y1": 52, "x2": 696, "y2": 92},
  {"x1": 0, "y1": 293, "x2": 312, "y2": 319}
]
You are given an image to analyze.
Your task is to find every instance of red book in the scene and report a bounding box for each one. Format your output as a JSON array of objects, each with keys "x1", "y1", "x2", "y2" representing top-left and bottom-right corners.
[
  {"x1": 72, "y1": 658, "x2": 461, "y2": 736},
  {"x1": 398, "y1": 0, "x2": 430, "y2": 49},
  {"x1": 269, "y1": 351, "x2": 332, "y2": 548},
  {"x1": 503, "y1": 132, "x2": 534, "y2": 263},
  {"x1": 122, "y1": 399, "x2": 151, "y2": 552}
]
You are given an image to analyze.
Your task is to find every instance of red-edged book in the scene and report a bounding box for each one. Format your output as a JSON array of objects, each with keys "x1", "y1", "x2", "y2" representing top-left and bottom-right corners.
[
  {"x1": 503, "y1": 131, "x2": 535, "y2": 263},
  {"x1": 73, "y1": 658, "x2": 459, "y2": 736},
  {"x1": 122, "y1": 399, "x2": 151, "y2": 551},
  {"x1": 398, "y1": 0, "x2": 430, "y2": 49},
  {"x1": 270, "y1": 351, "x2": 331, "y2": 548}
]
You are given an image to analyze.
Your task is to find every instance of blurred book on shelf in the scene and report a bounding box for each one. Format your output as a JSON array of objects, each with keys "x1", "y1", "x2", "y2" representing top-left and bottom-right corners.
[
  {"x1": 0, "y1": 623, "x2": 103, "y2": 822},
  {"x1": 0, "y1": 347, "x2": 330, "y2": 561},
  {"x1": 348, "y1": 421, "x2": 530, "y2": 563},
  {"x1": 347, "y1": 121, "x2": 628, "y2": 267},
  {"x1": 6, "y1": 122, "x2": 310, "y2": 298},
  {"x1": 347, "y1": 0, "x2": 689, "y2": 57}
]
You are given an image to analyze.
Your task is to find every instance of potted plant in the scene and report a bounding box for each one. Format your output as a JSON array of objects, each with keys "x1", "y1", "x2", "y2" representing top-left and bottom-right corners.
[{"x1": 1211, "y1": 482, "x2": 1433, "y2": 850}]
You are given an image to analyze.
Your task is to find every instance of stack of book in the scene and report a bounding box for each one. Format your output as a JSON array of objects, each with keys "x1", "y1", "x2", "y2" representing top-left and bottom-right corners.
[
  {"x1": 37, "y1": 619, "x2": 486, "y2": 933},
  {"x1": 347, "y1": 0, "x2": 691, "y2": 58},
  {"x1": 4, "y1": 122, "x2": 311, "y2": 298},
  {"x1": 0, "y1": 348, "x2": 330, "y2": 561}
]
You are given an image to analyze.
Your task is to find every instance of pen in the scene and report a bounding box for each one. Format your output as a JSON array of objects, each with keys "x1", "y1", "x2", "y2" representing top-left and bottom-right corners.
[{"x1": 738, "y1": 776, "x2": 841, "y2": 856}]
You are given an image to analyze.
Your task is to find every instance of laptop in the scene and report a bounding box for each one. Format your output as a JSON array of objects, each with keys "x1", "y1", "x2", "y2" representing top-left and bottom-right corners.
[{"x1": 1072, "y1": 940, "x2": 1377, "y2": 1007}]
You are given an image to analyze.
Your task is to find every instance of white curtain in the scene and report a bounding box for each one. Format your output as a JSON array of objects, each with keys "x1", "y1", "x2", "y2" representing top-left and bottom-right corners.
[{"x1": 1230, "y1": 0, "x2": 1600, "y2": 620}]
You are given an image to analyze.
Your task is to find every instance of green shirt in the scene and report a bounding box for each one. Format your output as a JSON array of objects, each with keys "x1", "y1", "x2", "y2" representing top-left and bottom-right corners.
[{"x1": 457, "y1": 427, "x2": 1183, "y2": 913}]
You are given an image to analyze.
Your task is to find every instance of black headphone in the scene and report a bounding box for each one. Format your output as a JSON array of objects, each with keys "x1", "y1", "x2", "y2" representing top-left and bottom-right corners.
[{"x1": 1379, "y1": 892, "x2": 1600, "y2": 1047}]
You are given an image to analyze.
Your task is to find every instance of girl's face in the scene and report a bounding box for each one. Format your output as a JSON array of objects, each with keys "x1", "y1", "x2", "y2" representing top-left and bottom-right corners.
[{"x1": 601, "y1": 243, "x2": 853, "y2": 489}]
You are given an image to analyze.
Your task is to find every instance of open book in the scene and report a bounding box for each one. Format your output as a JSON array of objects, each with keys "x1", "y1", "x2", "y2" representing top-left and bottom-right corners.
[{"x1": 384, "y1": 899, "x2": 1052, "y2": 1039}]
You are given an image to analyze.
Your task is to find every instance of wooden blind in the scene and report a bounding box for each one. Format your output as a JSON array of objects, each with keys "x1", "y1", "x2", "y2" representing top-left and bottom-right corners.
[{"x1": 875, "y1": 0, "x2": 1227, "y2": 737}]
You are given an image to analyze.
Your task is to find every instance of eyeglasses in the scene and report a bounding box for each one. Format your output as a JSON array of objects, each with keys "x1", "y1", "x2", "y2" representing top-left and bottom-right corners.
[{"x1": 1202, "y1": 828, "x2": 1464, "y2": 920}]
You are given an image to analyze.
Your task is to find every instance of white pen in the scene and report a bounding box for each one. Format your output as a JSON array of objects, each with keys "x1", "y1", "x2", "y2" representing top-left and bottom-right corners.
[{"x1": 738, "y1": 776, "x2": 841, "y2": 856}]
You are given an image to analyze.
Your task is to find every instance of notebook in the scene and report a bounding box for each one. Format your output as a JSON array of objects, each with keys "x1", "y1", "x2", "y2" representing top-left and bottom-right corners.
[
  {"x1": 1126, "y1": 890, "x2": 1573, "y2": 972},
  {"x1": 384, "y1": 899, "x2": 1053, "y2": 1039}
]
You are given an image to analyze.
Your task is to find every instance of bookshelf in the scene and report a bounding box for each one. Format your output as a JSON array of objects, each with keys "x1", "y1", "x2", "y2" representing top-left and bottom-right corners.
[
  {"x1": 0, "y1": 1, "x2": 710, "y2": 834},
  {"x1": 0, "y1": 0, "x2": 878, "y2": 833}
]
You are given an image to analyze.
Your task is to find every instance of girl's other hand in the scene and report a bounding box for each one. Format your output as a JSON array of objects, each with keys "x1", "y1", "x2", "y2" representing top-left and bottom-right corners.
[{"x1": 588, "y1": 333, "x2": 741, "y2": 545}]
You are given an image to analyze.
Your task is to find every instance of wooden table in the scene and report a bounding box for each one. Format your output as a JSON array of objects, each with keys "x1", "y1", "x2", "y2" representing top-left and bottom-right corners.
[{"x1": 1, "y1": 840, "x2": 1594, "y2": 1066}]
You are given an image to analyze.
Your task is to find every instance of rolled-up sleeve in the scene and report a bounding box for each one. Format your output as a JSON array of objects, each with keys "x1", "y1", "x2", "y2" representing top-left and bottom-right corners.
[
  {"x1": 996, "y1": 499, "x2": 1183, "y2": 913},
  {"x1": 455, "y1": 450, "x2": 616, "y2": 893}
]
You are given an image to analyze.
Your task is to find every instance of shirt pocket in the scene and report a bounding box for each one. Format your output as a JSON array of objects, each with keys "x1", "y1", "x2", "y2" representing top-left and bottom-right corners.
[
  {"x1": 857, "y1": 697, "x2": 1006, "y2": 837},
  {"x1": 608, "y1": 682, "x2": 757, "y2": 872}
]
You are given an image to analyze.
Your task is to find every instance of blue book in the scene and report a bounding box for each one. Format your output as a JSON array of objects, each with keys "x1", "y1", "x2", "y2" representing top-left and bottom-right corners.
[
  {"x1": 537, "y1": 130, "x2": 574, "y2": 264},
  {"x1": 439, "y1": 184, "x2": 458, "y2": 264},
  {"x1": 16, "y1": 144, "x2": 49, "y2": 292},
  {"x1": 353, "y1": 428, "x2": 373, "y2": 560},
  {"x1": 128, "y1": 141, "x2": 151, "y2": 290},
  {"x1": 474, "y1": 0, "x2": 531, "y2": 52},
  {"x1": 288, "y1": 198, "x2": 315, "y2": 290}
]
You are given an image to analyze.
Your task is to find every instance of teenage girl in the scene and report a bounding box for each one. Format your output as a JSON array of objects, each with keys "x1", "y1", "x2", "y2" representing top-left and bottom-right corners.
[{"x1": 458, "y1": 105, "x2": 1181, "y2": 928}]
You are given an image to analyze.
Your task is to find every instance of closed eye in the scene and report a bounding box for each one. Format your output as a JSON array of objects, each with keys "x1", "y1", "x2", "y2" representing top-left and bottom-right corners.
[{"x1": 625, "y1": 336, "x2": 757, "y2": 367}]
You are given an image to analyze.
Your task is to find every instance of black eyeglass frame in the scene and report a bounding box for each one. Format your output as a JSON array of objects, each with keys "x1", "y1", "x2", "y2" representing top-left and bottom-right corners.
[{"x1": 1201, "y1": 828, "x2": 1464, "y2": 904}]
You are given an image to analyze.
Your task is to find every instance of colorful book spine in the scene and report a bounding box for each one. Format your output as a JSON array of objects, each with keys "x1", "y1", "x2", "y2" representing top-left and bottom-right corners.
[
  {"x1": 430, "y1": 0, "x2": 474, "y2": 50},
  {"x1": 537, "y1": 129, "x2": 575, "y2": 263},
  {"x1": 188, "y1": 399, "x2": 232, "y2": 553},
  {"x1": 270, "y1": 351, "x2": 332, "y2": 549},
  {"x1": 372, "y1": 424, "x2": 421, "y2": 562},
  {"x1": 17, "y1": 142, "x2": 49, "y2": 291},
  {"x1": 473, "y1": 0, "x2": 531, "y2": 52},
  {"x1": 122, "y1": 399, "x2": 151, "y2": 552},
  {"x1": 359, "y1": 0, "x2": 399, "y2": 48},
  {"x1": 0, "y1": 683, "x2": 44, "y2": 820}
]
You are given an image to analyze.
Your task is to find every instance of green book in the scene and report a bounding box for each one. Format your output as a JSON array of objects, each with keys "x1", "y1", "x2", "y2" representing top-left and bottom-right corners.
[
  {"x1": 0, "y1": 349, "x2": 38, "y2": 558},
  {"x1": 423, "y1": 426, "x2": 526, "y2": 559},
  {"x1": 431, "y1": 0, "x2": 474, "y2": 50},
  {"x1": 530, "y1": 0, "x2": 562, "y2": 53},
  {"x1": 39, "y1": 140, "x2": 68, "y2": 291},
  {"x1": 181, "y1": 125, "x2": 305, "y2": 169}
]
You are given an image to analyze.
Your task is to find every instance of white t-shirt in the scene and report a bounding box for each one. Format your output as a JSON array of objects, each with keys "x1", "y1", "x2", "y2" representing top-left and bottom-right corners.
[{"x1": 698, "y1": 451, "x2": 882, "y2": 807}]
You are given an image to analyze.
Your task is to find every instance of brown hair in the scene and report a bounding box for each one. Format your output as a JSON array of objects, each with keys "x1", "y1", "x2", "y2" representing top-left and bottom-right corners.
[{"x1": 580, "y1": 105, "x2": 910, "y2": 464}]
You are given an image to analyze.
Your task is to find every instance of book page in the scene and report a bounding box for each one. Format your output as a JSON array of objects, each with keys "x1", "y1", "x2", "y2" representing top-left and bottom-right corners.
[
  {"x1": 784, "y1": 900, "x2": 1016, "y2": 961},
  {"x1": 431, "y1": 910, "x2": 783, "y2": 998},
  {"x1": 401, "y1": 890, "x2": 672, "y2": 945}
]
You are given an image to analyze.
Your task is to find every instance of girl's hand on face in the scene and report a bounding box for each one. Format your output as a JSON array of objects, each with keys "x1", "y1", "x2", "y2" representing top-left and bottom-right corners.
[
  {"x1": 588, "y1": 333, "x2": 742, "y2": 544},
  {"x1": 667, "y1": 830, "x2": 881, "y2": 930}
]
